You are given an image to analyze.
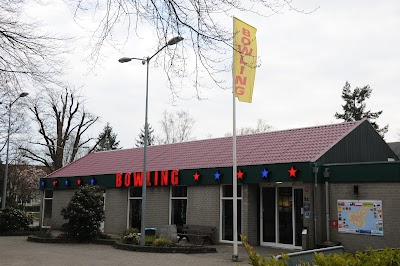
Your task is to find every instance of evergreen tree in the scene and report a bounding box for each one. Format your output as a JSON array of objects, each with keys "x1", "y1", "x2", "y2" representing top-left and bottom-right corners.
[
  {"x1": 135, "y1": 124, "x2": 155, "y2": 147},
  {"x1": 335, "y1": 81, "x2": 388, "y2": 137},
  {"x1": 61, "y1": 185, "x2": 105, "y2": 240},
  {"x1": 94, "y1": 123, "x2": 121, "y2": 151}
]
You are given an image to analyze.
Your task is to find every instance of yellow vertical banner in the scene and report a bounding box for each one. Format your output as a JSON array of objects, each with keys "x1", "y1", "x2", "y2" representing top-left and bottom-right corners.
[{"x1": 233, "y1": 17, "x2": 257, "y2": 103}]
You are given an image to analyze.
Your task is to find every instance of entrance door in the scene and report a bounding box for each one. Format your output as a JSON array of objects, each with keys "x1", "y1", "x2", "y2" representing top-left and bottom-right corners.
[{"x1": 261, "y1": 186, "x2": 303, "y2": 249}]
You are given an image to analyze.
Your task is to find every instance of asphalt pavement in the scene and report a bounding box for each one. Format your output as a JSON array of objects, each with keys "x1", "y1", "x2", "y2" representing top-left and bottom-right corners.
[{"x1": 0, "y1": 236, "x2": 294, "y2": 266}]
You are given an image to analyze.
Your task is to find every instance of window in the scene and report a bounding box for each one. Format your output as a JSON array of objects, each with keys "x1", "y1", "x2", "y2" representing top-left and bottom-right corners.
[
  {"x1": 42, "y1": 190, "x2": 53, "y2": 227},
  {"x1": 128, "y1": 187, "x2": 142, "y2": 231},
  {"x1": 170, "y1": 186, "x2": 187, "y2": 229},
  {"x1": 220, "y1": 185, "x2": 242, "y2": 241}
]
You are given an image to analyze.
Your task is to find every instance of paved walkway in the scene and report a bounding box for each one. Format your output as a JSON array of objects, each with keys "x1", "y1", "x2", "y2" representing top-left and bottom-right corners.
[{"x1": 0, "y1": 236, "x2": 295, "y2": 266}]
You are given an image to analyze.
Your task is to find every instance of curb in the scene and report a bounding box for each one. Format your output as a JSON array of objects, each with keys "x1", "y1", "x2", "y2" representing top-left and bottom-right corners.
[
  {"x1": 26, "y1": 236, "x2": 217, "y2": 253},
  {"x1": 27, "y1": 235, "x2": 116, "y2": 245},
  {"x1": 114, "y1": 241, "x2": 217, "y2": 254}
]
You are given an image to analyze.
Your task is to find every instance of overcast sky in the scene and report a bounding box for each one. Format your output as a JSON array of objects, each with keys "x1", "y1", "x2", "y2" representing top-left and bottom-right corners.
[{"x1": 26, "y1": 0, "x2": 400, "y2": 148}]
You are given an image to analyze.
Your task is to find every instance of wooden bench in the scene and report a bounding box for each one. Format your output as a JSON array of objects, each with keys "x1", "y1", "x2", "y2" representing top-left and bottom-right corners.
[{"x1": 177, "y1": 224, "x2": 216, "y2": 245}]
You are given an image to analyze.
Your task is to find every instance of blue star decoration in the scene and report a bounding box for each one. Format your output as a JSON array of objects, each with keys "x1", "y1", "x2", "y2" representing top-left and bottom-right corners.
[
  {"x1": 261, "y1": 168, "x2": 269, "y2": 179},
  {"x1": 90, "y1": 178, "x2": 95, "y2": 185},
  {"x1": 214, "y1": 171, "x2": 221, "y2": 181},
  {"x1": 64, "y1": 179, "x2": 69, "y2": 187},
  {"x1": 40, "y1": 180, "x2": 46, "y2": 187}
]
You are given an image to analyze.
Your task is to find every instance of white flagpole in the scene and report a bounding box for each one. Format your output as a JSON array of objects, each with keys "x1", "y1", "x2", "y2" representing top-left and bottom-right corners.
[{"x1": 232, "y1": 16, "x2": 239, "y2": 262}]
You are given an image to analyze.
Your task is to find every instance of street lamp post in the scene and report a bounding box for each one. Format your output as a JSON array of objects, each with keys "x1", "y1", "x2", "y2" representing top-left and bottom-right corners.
[
  {"x1": 1, "y1": 92, "x2": 29, "y2": 209},
  {"x1": 119, "y1": 36, "x2": 183, "y2": 246}
]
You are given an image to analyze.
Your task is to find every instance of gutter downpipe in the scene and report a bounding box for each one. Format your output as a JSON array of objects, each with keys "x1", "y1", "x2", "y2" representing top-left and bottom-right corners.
[
  {"x1": 324, "y1": 168, "x2": 330, "y2": 242},
  {"x1": 312, "y1": 164, "x2": 319, "y2": 248}
]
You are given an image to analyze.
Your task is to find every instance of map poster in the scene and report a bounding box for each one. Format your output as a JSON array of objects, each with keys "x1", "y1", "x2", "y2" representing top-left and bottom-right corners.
[{"x1": 337, "y1": 200, "x2": 383, "y2": 236}]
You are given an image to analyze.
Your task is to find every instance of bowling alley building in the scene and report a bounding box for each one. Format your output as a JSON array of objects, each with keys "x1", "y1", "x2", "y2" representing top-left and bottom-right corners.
[{"x1": 40, "y1": 119, "x2": 400, "y2": 252}]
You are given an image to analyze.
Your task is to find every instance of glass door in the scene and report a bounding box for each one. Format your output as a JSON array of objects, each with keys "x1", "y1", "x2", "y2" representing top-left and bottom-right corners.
[
  {"x1": 278, "y1": 187, "x2": 293, "y2": 244},
  {"x1": 262, "y1": 187, "x2": 275, "y2": 243},
  {"x1": 261, "y1": 186, "x2": 303, "y2": 249}
]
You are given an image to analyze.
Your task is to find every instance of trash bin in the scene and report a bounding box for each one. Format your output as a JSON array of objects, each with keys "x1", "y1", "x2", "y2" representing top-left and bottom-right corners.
[
  {"x1": 145, "y1": 228, "x2": 156, "y2": 236},
  {"x1": 302, "y1": 227, "x2": 308, "y2": 250}
]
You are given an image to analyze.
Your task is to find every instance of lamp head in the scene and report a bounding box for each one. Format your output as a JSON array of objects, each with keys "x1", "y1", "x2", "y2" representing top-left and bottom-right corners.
[
  {"x1": 20, "y1": 92, "x2": 29, "y2": 97},
  {"x1": 167, "y1": 36, "x2": 184, "y2": 46},
  {"x1": 312, "y1": 165, "x2": 319, "y2": 174},
  {"x1": 118, "y1": 57, "x2": 132, "y2": 63},
  {"x1": 323, "y1": 168, "x2": 330, "y2": 178}
]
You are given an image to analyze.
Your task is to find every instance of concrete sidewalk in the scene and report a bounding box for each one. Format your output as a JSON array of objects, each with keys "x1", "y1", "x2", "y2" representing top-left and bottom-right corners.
[{"x1": 0, "y1": 236, "x2": 295, "y2": 266}]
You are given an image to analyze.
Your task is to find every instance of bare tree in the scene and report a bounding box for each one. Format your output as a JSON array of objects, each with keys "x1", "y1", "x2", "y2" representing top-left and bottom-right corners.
[
  {"x1": 225, "y1": 119, "x2": 272, "y2": 136},
  {"x1": 157, "y1": 110, "x2": 195, "y2": 144},
  {"x1": 20, "y1": 87, "x2": 99, "y2": 172},
  {"x1": 64, "y1": 0, "x2": 318, "y2": 97},
  {"x1": 0, "y1": 0, "x2": 67, "y2": 90},
  {"x1": 0, "y1": 92, "x2": 31, "y2": 173}
]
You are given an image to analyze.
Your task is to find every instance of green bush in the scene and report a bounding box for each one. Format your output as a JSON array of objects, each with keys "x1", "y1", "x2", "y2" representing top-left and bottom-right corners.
[
  {"x1": 313, "y1": 247, "x2": 400, "y2": 266},
  {"x1": 243, "y1": 233, "x2": 400, "y2": 266},
  {"x1": 98, "y1": 231, "x2": 112, "y2": 239},
  {"x1": 145, "y1": 235, "x2": 156, "y2": 245},
  {"x1": 34, "y1": 229, "x2": 53, "y2": 238},
  {"x1": 153, "y1": 238, "x2": 175, "y2": 247},
  {"x1": 0, "y1": 207, "x2": 33, "y2": 231},
  {"x1": 61, "y1": 185, "x2": 105, "y2": 241},
  {"x1": 242, "y1": 235, "x2": 288, "y2": 266},
  {"x1": 121, "y1": 228, "x2": 140, "y2": 245}
]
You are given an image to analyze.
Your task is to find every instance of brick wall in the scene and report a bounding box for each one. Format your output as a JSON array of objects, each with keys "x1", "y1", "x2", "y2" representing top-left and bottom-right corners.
[
  {"x1": 104, "y1": 188, "x2": 128, "y2": 235},
  {"x1": 146, "y1": 186, "x2": 170, "y2": 230},
  {"x1": 242, "y1": 184, "x2": 258, "y2": 245},
  {"x1": 329, "y1": 183, "x2": 400, "y2": 253},
  {"x1": 187, "y1": 185, "x2": 220, "y2": 242},
  {"x1": 51, "y1": 190, "x2": 74, "y2": 229}
]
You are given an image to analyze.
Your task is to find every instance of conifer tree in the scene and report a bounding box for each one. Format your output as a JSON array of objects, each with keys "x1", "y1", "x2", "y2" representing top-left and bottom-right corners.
[
  {"x1": 94, "y1": 123, "x2": 121, "y2": 151},
  {"x1": 335, "y1": 81, "x2": 388, "y2": 137},
  {"x1": 135, "y1": 124, "x2": 155, "y2": 147}
]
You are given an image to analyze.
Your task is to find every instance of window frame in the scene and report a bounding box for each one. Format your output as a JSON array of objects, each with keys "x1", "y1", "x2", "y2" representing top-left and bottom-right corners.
[
  {"x1": 169, "y1": 185, "x2": 188, "y2": 226},
  {"x1": 127, "y1": 187, "x2": 142, "y2": 229},
  {"x1": 219, "y1": 184, "x2": 243, "y2": 243},
  {"x1": 41, "y1": 189, "x2": 53, "y2": 227}
]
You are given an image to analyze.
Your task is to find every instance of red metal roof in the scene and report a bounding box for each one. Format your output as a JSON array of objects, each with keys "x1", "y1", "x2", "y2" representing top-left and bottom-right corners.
[{"x1": 47, "y1": 120, "x2": 363, "y2": 178}]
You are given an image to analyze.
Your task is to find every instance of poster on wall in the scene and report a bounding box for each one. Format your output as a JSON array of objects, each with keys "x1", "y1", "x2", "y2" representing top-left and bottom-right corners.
[{"x1": 337, "y1": 200, "x2": 383, "y2": 236}]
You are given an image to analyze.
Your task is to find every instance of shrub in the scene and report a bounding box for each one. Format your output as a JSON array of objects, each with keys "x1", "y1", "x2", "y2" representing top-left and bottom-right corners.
[
  {"x1": 0, "y1": 207, "x2": 33, "y2": 231},
  {"x1": 145, "y1": 235, "x2": 156, "y2": 245},
  {"x1": 61, "y1": 185, "x2": 105, "y2": 241},
  {"x1": 121, "y1": 228, "x2": 140, "y2": 245},
  {"x1": 153, "y1": 238, "x2": 175, "y2": 247},
  {"x1": 98, "y1": 231, "x2": 112, "y2": 239},
  {"x1": 242, "y1": 234, "x2": 288, "y2": 266},
  {"x1": 313, "y1": 247, "x2": 400, "y2": 266},
  {"x1": 243, "y1": 233, "x2": 400, "y2": 266},
  {"x1": 34, "y1": 229, "x2": 53, "y2": 238}
]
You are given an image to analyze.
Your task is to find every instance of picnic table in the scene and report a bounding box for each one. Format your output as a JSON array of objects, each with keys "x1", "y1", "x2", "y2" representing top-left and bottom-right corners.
[{"x1": 177, "y1": 224, "x2": 216, "y2": 245}]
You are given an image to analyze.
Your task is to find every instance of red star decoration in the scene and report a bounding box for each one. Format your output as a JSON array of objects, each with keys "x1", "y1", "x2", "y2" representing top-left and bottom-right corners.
[
  {"x1": 237, "y1": 170, "x2": 244, "y2": 179},
  {"x1": 193, "y1": 172, "x2": 200, "y2": 181},
  {"x1": 77, "y1": 178, "x2": 82, "y2": 185},
  {"x1": 288, "y1": 166, "x2": 297, "y2": 177},
  {"x1": 52, "y1": 180, "x2": 58, "y2": 186}
]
